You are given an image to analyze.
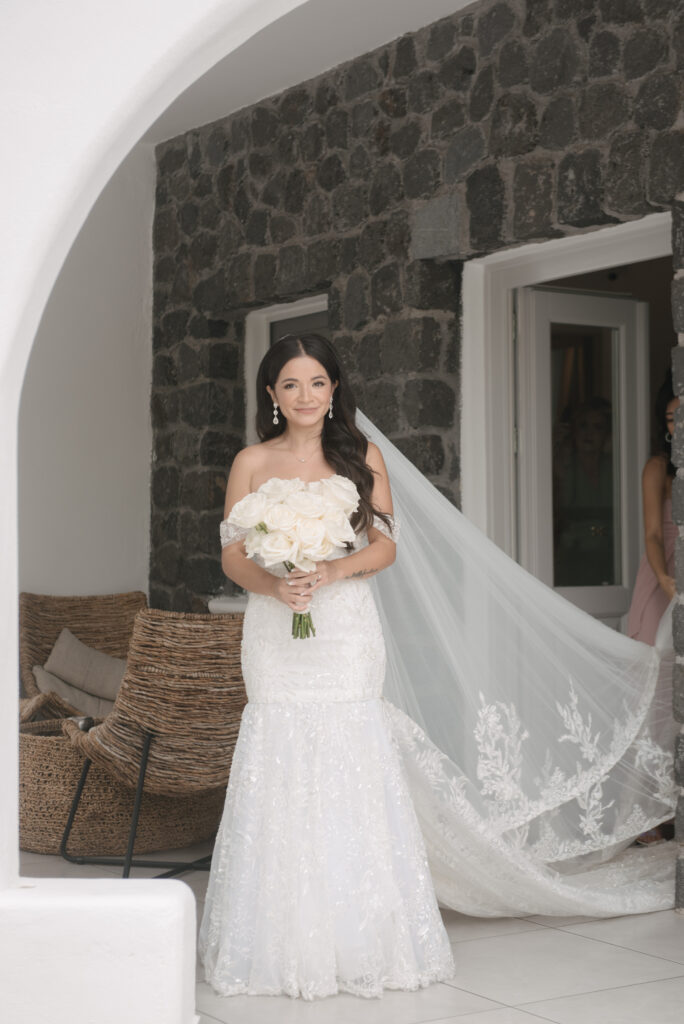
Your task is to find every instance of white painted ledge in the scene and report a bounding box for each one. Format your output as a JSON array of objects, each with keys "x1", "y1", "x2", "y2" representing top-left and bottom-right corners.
[
  {"x1": 0, "y1": 878, "x2": 198, "y2": 1024},
  {"x1": 207, "y1": 594, "x2": 248, "y2": 613}
]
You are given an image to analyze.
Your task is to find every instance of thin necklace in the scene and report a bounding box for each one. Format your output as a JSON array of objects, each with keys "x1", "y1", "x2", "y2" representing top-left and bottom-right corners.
[
  {"x1": 291, "y1": 447, "x2": 320, "y2": 464},
  {"x1": 285, "y1": 438, "x2": 322, "y2": 464}
]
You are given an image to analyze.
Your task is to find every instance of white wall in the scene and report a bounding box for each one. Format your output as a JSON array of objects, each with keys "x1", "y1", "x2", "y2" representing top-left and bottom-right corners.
[{"x1": 18, "y1": 145, "x2": 154, "y2": 596}]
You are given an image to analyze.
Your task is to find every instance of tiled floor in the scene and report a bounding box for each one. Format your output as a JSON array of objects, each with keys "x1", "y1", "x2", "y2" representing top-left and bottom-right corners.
[{"x1": 20, "y1": 844, "x2": 684, "y2": 1024}]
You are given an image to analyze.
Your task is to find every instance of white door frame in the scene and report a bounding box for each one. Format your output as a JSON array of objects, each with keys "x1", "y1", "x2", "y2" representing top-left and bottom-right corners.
[
  {"x1": 461, "y1": 212, "x2": 673, "y2": 555},
  {"x1": 517, "y1": 287, "x2": 648, "y2": 621},
  {"x1": 244, "y1": 293, "x2": 328, "y2": 445}
]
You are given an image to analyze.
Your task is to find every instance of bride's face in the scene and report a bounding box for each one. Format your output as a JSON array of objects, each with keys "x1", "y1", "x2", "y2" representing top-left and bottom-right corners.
[{"x1": 268, "y1": 355, "x2": 336, "y2": 429}]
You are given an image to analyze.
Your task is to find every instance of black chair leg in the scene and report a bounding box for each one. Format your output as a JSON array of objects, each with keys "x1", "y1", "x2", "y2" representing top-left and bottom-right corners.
[
  {"x1": 123, "y1": 732, "x2": 152, "y2": 878},
  {"x1": 60, "y1": 732, "x2": 214, "y2": 878}
]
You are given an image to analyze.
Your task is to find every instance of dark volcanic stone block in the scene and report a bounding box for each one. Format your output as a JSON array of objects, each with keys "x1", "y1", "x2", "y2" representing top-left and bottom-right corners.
[
  {"x1": 180, "y1": 383, "x2": 229, "y2": 428},
  {"x1": 579, "y1": 83, "x2": 629, "y2": 140},
  {"x1": 490, "y1": 93, "x2": 538, "y2": 157},
  {"x1": 477, "y1": 3, "x2": 515, "y2": 58},
  {"x1": 605, "y1": 131, "x2": 648, "y2": 215},
  {"x1": 467, "y1": 164, "x2": 504, "y2": 249},
  {"x1": 530, "y1": 29, "x2": 579, "y2": 94},
  {"x1": 539, "y1": 95, "x2": 576, "y2": 149},
  {"x1": 445, "y1": 126, "x2": 485, "y2": 182},
  {"x1": 634, "y1": 74, "x2": 679, "y2": 131},
  {"x1": 406, "y1": 260, "x2": 461, "y2": 310},
  {"x1": 403, "y1": 150, "x2": 441, "y2": 200},
  {"x1": 394, "y1": 434, "x2": 445, "y2": 475},
  {"x1": 371, "y1": 263, "x2": 402, "y2": 318},
  {"x1": 381, "y1": 318, "x2": 442, "y2": 373},
  {"x1": 405, "y1": 378, "x2": 455, "y2": 427},
  {"x1": 558, "y1": 150, "x2": 604, "y2": 227},
  {"x1": 514, "y1": 160, "x2": 554, "y2": 239},
  {"x1": 648, "y1": 132, "x2": 684, "y2": 206}
]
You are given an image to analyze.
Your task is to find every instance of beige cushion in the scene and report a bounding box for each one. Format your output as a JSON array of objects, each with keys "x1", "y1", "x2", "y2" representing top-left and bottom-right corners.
[
  {"x1": 44, "y1": 628, "x2": 126, "y2": 700},
  {"x1": 32, "y1": 665, "x2": 115, "y2": 718}
]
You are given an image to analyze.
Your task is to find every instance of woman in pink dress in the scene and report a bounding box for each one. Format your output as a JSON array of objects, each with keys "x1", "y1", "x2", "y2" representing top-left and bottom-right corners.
[
  {"x1": 627, "y1": 372, "x2": 679, "y2": 645},
  {"x1": 626, "y1": 371, "x2": 678, "y2": 844}
]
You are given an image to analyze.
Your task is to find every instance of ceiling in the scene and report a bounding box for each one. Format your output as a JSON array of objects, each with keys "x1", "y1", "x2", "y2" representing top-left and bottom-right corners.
[{"x1": 145, "y1": 0, "x2": 475, "y2": 143}]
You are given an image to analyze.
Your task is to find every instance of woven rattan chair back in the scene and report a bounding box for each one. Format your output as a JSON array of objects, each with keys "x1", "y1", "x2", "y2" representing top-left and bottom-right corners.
[
  {"x1": 65, "y1": 608, "x2": 246, "y2": 798},
  {"x1": 19, "y1": 591, "x2": 147, "y2": 698}
]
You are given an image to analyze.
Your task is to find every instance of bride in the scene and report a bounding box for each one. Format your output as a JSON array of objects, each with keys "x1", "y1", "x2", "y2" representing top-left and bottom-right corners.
[{"x1": 199, "y1": 333, "x2": 677, "y2": 1000}]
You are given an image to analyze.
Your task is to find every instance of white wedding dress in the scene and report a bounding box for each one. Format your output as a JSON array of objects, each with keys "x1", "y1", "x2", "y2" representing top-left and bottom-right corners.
[{"x1": 199, "y1": 413, "x2": 678, "y2": 1000}]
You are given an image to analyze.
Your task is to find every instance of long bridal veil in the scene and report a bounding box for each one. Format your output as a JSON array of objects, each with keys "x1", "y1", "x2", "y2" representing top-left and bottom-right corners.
[{"x1": 358, "y1": 410, "x2": 678, "y2": 916}]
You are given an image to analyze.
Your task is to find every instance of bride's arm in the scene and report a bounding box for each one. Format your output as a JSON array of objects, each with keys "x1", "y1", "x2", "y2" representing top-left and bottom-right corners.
[
  {"x1": 221, "y1": 450, "x2": 314, "y2": 613},
  {"x1": 302, "y1": 442, "x2": 397, "y2": 592}
]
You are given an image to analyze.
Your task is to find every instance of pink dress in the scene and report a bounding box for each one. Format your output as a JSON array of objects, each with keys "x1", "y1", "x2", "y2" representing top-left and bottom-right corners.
[{"x1": 626, "y1": 496, "x2": 677, "y2": 645}]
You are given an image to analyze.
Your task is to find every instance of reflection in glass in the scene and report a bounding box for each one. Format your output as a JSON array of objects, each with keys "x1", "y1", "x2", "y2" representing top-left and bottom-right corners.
[{"x1": 551, "y1": 324, "x2": 621, "y2": 587}]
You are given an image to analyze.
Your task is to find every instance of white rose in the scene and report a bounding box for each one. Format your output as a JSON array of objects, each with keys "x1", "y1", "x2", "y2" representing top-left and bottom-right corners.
[
  {"x1": 297, "y1": 518, "x2": 335, "y2": 562},
  {"x1": 228, "y1": 492, "x2": 270, "y2": 528},
  {"x1": 258, "y1": 477, "x2": 303, "y2": 501},
  {"x1": 264, "y1": 502, "x2": 298, "y2": 533},
  {"x1": 286, "y1": 490, "x2": 327, "y2": 519},
  {"x1": 259, "y1": 530, "x2": 299, "y2": 567},
  {"x1": 244, "y1": 530, "x2": 263, "y2": 558},
  {"x1": 320, "y1": 475, "x2": 359, "y2": 515},
  {"x1": 322, "y1": 507, "x2": 356, "y2": 547}
]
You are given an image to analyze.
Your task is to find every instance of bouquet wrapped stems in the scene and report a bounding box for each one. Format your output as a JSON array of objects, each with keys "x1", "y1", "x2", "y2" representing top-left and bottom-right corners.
[{"x1": 284, "y1": 560, "x2": 316, "y2": 639}]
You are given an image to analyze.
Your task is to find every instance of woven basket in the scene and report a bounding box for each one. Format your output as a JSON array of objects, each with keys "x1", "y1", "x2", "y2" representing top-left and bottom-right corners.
[{"x1": 19, "y1": 719, "x2": 226, "y2": 856}]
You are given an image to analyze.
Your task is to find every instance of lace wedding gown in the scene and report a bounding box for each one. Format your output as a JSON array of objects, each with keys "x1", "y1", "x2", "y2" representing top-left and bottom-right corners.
[
  {"x1": 199, "y1": 414, "x2": 678, "y2": 1000},
  {"x1": 199, "y1": 513, "x2": 456, "y2": 999}
]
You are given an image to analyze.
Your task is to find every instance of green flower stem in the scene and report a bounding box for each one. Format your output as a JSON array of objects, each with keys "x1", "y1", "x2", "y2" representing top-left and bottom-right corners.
[{"x1": 284, "y1": 560, "x2": 316, "y2": 640}]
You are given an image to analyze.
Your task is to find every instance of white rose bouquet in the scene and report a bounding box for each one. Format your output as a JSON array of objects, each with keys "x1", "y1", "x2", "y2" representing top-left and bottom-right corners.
[{"x1": 228, "y1": 475, "x2": 360, "y2": 638}]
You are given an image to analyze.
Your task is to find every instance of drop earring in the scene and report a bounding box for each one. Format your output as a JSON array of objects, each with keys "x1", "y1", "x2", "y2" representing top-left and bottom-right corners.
[
  {"x1": 666, "y1": 431, "x2": 673, "y2": 443},
  {"x1": 328, "y1": 396, "x2": 334, "y2": 420},
  {"x1": 273, "y1": 401, "x2": 279, "y2": 426}
]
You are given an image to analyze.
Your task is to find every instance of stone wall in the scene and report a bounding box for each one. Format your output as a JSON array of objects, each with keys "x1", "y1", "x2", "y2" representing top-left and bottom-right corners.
[{"x1": 152, "y1": 0, "x2": 684, "y2": 611}]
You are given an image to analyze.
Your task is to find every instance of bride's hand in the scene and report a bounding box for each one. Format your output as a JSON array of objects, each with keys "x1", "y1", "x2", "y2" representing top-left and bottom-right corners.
[
  {"x1": 286, "y1": 562, "x2": 339, "y2": 597},
  {"x1": 272, "y1": 575, "x2": 312, "y2": 613}
]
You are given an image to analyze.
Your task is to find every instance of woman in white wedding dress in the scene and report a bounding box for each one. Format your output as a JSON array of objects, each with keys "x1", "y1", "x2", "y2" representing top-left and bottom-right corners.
[
  {"x1": 199, "y1": 333, "x2": 678, "y2": 1001},
  {"x1": 199, "y1": 333, "x2": 456, "y2": 998}
]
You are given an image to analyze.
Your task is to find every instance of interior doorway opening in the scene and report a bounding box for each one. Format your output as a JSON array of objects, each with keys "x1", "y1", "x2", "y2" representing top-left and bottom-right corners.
[{"x1": 461, "y1": 213, "x2": 673, "y2": 600}]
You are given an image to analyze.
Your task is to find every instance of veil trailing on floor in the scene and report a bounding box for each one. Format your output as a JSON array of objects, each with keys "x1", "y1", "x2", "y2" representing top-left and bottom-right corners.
[{"x1": 358, "y1": 411, "x2": 677, "y2": 917}]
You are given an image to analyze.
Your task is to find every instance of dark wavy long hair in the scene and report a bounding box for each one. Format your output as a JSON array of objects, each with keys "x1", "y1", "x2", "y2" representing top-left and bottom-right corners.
[
  {"x1": 255, "y1": 333, "x2": 390, "y2": 534},
  {"x1": 654, "y1": 369, "x2": 676, "y2": 477}
]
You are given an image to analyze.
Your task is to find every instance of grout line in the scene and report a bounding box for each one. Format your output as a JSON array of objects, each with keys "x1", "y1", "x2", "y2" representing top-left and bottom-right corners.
[
  {"x1": 544, "y1": 927, "x2": 684, "y2": 970},
  {"x1": 517, "y1": 969, "x2": 684, "y2": 1011},
  {"x1": 518, "y1": 970, "x2": 684, "y2": 1011}
]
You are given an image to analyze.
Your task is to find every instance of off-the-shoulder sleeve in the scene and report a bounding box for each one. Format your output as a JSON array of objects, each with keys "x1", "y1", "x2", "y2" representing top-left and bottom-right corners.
[
  {"x1": 220, "y1": 520, "x2": 250, "y2": 548},
  {"x1": 370, "y1": 514, "x2": 400, "y2": 542}
]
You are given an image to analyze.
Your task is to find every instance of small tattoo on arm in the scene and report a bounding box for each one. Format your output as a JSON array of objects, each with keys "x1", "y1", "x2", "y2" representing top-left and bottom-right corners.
[{"x1": 344, "y1": 568, "x2": 379, "y2": 580}]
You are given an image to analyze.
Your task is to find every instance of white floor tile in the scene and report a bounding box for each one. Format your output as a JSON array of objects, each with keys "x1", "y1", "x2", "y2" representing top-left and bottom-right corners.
[
  {"x1": 441, "y1": 909, "x2": 544, "y2": 943},
  {"x1": 561, "y1": 909, "x2": 684, "y2": 964},
  {"x1": 19, "y1": 851, "x2": 121, "y2": 880},
  {"x1": 522, "y1": 973, "x2": 684, "y2": 1024},
  {"x1": 524, "y1": 914, "x2": 602, "y2": 928},
  {"x1": 430, "y1": 1011, "x2": 555, "y2": 1024},
  {"x1": 448, "y1": 927, "x2": 684, "y2": 1006},
  {"x1": 196, "y1": 979, "x2": 500, "y2": 1024}
]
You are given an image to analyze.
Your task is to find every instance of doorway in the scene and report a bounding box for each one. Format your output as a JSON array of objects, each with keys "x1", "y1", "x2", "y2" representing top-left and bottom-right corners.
[{"x1": 461, "y1": 214, "x2": 674, "y2": 625}]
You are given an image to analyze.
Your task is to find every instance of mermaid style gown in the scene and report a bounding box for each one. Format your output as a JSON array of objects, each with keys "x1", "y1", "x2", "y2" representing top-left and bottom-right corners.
[{"x1": 198, "y1": 505, "x2": 455, "y2": 999}]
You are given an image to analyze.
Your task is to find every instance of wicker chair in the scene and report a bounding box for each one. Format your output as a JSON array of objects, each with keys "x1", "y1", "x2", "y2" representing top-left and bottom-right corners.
[
  {"x1": 61, "y1": 607, "x2": 246, "y2": 878},
  {"x1": 19, "y1": 591, "x2": 148, "y2": 721}
]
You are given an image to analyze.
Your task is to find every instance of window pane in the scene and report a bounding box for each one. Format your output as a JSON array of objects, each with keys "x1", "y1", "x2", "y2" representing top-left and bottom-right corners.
[
  {"x1": 551, "y1": 324, "x2": 621, "y2": 587},
  {"x1": 270, "y1": 311, "x2": 329, "y2": 346}
]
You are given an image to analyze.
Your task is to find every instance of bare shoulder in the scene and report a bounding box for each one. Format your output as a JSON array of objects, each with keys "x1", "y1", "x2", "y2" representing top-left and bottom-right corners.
[
  {"x1": 225, "y1": 443, "x2": 271, "y2": 512},
  {"x1": 642, "y1": 454, "x2": 668, "y2": 487},
  {"x1": 365, "y1": 440, "x2": 387, "y2": 474}
]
